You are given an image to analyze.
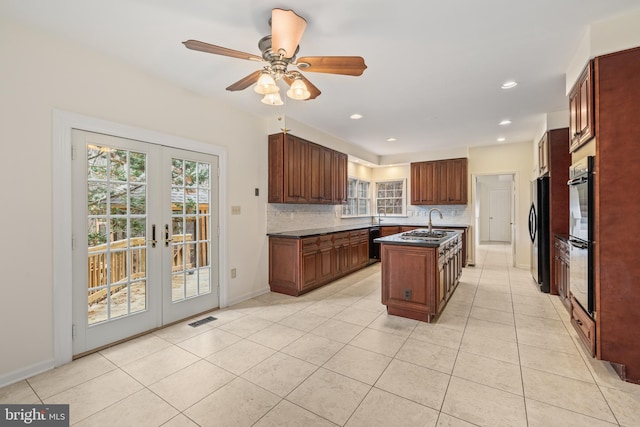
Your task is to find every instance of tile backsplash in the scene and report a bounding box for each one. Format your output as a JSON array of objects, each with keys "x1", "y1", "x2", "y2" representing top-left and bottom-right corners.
[{"x1": 267, "y1": 203, "x2": 471, "y2": 233}]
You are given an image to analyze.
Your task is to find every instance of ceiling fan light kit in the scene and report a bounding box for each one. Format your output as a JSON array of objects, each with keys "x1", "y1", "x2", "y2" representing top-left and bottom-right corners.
[
  {"x1": 286, "y1": 76, "x2": 311, "y2": 100},
  {"x1": 254, "y1": 71, "x2": 279, "y2": 95},
  {"x1": 183, "y1": 8, "x2": 367, "y2": 106},
  {"x1": 261, "y1": 92, "x2": 284, "y2": 106}
]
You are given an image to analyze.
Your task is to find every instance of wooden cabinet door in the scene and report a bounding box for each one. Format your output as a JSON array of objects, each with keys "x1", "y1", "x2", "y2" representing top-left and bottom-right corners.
[
  {"x1": 318, "y1": 246, "x2": 333, "y2": 282},
  {"x1": 577, "y1": 65, "x2": 594, "y2": 143},
  {"x1": 333, "y1": 232, "x2": 350, "y2": 276},
  {"x1": 569, "y1": 61, "x2": 594, "y2": 152},
  {"x1": 308, "y1": 142, "x2": 324, "y2": 203},
  {"x1": 569, "y1": 89, "x2": 579, "y2": 150},
  {"x1": 380, "y1": 226, "x2": 401, "y2": 237},
  {"x1": 301, "y1": 251, "x2": 318, "y2": 289},
  {"x1": 410, "y1": 161, "x2": 437, "y2": 205},
  {"x1": 444, "y1": 158, "x2": 468, "y2": 204},
  {"x1": 321, "y1": 147, "x2": 333, "y2": 203},
  {"x1": 284, "y1": 135, "x2": 309, "y2": 203},
  {"x1": 332, "y1": 151, "x2": 348, "y2": 204},
  {"x1": 538, "y1": 133, "x2": 549, "y2": 176},
  {"x1": 357, "y1": 237, "x2": 369, "y2": 268}
]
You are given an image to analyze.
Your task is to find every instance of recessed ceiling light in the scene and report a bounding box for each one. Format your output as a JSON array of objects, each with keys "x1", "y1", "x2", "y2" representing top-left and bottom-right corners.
[
  {"x1": 350, "y1": 114, "x2": 363, "y2": 119},
  {"x1": 499, "y1": 120, "x2": 512, "y2": 126},
  {"x1": 386, "y1": 137, "x2": 397, "y2": 142},
  {"x1": 497, "y1": 137, "x2": 506, "y2": 142},
  {"x1": 501, "y1": 81, "x2": 518, "y2": 89}
]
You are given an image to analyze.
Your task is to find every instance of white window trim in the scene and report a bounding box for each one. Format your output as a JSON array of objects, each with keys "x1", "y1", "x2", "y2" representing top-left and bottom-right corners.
[
  {"x1": 342, "y1": 176, "x2": 371, "y2": 218},
  {"x1": 375, "y1": 178, "x2": 408, "y2": 217}
]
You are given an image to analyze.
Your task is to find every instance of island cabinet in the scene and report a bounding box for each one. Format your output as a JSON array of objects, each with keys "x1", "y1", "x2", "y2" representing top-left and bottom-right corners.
[
  {"x1": 569, "y1": 61, "x2": 595, "y2": 152},
  {"x1": 380, "y1": 234, "x2": 462, "y2": 322},
  {"x1": 391, "y1": 225, "x2": 469, "y2": 267},
  {"x1": 410, "y1": 158, "x2": 468, "y2": 205},
  {"x1": 268, "y1": 132, "x2": 347, "y2": 205},
  {"x1": 269, "y1": 230, "x2": 370, "y2": 296}
]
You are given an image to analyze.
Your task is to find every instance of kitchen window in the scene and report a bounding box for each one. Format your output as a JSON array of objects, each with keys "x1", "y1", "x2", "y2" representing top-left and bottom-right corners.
[
  {"x1": 376, "y1": 179, "x2": 407, "y2": 216},
  {"x1": 342, "y1": 178, "x2": 370, "y2": 217}
]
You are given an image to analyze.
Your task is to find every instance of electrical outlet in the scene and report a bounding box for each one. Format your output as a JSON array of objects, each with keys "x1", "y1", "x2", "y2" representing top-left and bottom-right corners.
[
  {"x1": 403, "y1": 288, "x2": 412, "y2": 300},
  {"x1": 231, "y1": 268, "x2": 237, "y2": 278}
]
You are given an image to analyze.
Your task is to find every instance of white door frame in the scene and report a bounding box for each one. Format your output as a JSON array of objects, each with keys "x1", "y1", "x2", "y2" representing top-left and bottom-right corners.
[
  {"x1": 53, "y1": 110, "x2": 228, "y2": 367},
  {"x1": 471, "y1": 171, "x2": 519, "y2": 267}
]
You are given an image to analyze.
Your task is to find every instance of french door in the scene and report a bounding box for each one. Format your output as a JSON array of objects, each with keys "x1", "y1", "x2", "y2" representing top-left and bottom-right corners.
[{"x1": 71, "y1": 130, "x2": 219, "y2": 355}]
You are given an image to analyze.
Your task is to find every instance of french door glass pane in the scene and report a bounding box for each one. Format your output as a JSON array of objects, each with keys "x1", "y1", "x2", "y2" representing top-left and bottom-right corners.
[
  {"x1": 171, "y1": 157, "x2": 212, "y2": 302},
  {"x1": 86, "y1": 145, "x2": 148, "y2": 325}
]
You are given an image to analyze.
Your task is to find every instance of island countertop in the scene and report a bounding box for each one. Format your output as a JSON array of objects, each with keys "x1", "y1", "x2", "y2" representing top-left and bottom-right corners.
[{"x1": 374, "y1": 228, "x2": 462, "y2": 248}]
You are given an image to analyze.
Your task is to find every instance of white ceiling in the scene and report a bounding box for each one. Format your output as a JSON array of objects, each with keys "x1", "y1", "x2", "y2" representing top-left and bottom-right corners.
[{"x1": 3, "y1": 0, "x2": 640, "y2": 158}]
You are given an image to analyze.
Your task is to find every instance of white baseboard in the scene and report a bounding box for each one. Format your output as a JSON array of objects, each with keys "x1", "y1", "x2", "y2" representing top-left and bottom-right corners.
[
  {"x1": 0, "y1": 359, "x2": 55, "y2": 389},
  {"x1": 226, "y1": 286, "x2": 271, "y2": 307}
]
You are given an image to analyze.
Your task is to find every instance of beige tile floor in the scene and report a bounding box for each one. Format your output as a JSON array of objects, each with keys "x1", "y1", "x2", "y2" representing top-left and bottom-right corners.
[{"x1": 2, "y1": 244, "x2": 640, "y2": 426}]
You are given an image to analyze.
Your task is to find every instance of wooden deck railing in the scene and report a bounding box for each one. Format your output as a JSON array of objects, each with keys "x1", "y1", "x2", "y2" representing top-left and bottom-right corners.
[{"x1": 87, "y1": 234, "x2": 207, "y2": 305}]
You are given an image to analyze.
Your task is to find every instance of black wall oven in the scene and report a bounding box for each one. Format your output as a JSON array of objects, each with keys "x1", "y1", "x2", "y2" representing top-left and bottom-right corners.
[{"x1": 568, "y1": 156, "x2": 594, "y2": 316}]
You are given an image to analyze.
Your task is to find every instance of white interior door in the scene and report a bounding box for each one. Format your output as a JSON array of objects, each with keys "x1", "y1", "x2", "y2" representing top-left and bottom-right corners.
[
  {"x1": 72, "y1": 130, "x2": 219, "y2": 355},
  {"x1": 489, "y1": 188, "x2": 511, "y2": 242}
]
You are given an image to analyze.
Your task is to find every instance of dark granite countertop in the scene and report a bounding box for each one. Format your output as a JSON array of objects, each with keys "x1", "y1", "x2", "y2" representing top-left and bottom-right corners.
[
  {"x1": 267, "y1": 223, "x2": 469, "y2": 238},
  {"x1": 267, "y1": 224, "x2": 373, "y2": 238},
  {"x1": 374, "y1": 228, "x2": 463, "y2": 248}
]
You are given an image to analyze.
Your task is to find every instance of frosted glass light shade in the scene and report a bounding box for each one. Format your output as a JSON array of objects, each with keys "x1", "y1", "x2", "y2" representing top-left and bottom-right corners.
[
  {"x1": 286, "y1": 78, "x2": 311, "y2": 100},
  {"x1": 261, "y1": 92, "x2": 284, "y2": 105},
  {"x1": 254, "y1": 72, "x2": 279, "y2": 94}
]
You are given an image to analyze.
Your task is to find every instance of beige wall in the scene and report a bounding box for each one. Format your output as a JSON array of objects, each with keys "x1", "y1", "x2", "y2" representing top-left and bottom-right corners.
[
  {"x1": 566, "y1": 8, "x2": 640, "y2": 93},
  {"x1": 469, "y1": 141, "x2": 534, "y2": 268},
  {"x1": 0, "y1": 17, "x2": 271, "y2": 384}
]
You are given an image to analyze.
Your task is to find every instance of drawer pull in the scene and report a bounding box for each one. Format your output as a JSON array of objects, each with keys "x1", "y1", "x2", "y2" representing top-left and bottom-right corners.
[{"x1": 576, "y1": 319, "x2": 583, "y2": 326}]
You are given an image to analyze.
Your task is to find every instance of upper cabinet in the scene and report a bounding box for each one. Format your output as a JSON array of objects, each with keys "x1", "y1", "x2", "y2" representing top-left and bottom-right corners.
[
  {"x1": 411, "y1": 158, "x2": 468, "y2": 205},
  {"x1": 268, "y1": 133, "x2": 347, "y2": 205},
  {"x1": 538, "y1": 132, "x2": 549, "y2": 176},
  {"x1": 569, "y1": 61, "x2": 595, "y2": 152}
]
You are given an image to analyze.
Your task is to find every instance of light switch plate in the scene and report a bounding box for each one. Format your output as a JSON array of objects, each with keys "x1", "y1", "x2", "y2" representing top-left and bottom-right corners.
[{"x1": 231, "y1": 206, "x2": 241, "y2": 215}]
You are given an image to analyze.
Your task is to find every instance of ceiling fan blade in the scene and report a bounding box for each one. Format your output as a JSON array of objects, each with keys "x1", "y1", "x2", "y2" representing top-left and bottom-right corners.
[
  {"x1": 271, "y1": 8, "x2": 307, "y2": 59},
  {"x1": 296, "y1": 56, "x2": 367, "y2": 76},
  {"x1": 225, "y1": 70, "x2": 263, "y2": 91},
  {"x1": 283, "y1": 73, "x2": 321, "y2": 100},
  {"x1": 183, "y1": 40, "x2": 263, "y2": 62}
]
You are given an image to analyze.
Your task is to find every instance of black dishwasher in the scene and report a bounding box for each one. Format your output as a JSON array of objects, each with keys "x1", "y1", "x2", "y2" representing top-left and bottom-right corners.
[{"x1": 369, "y1": 227, "x2": 380, "y2": 260}]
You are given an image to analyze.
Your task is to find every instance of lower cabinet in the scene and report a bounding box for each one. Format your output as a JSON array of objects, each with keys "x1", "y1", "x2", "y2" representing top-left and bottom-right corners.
[
  {"x1": 553, "y1": 236, "x2": 571, "y2": 311},
  {"x1": 269, "y1": 231, "x2": 370, "y2": 296},
  {"x1": 571, "y1": 296, "x2": 596, "y2": 357},
  {"x1": 381, "y1": 234, "x2": 462, "y2": 322}
]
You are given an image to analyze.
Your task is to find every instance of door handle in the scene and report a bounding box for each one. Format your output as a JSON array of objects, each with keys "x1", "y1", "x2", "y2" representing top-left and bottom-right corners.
[
  {"x1": 151, "y1": 224, "x2": 157, "y2": 248},
  {"x1": 164, "y1": 224, "x2": 172, "y2": 247}
]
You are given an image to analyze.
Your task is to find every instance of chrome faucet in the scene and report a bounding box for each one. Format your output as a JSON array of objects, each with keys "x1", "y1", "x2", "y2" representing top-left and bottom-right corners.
[
  {"x1": 378, "y1": 207, "x2": 386, "y2": 224},
  {"x1": 428, "y1": 208, "x2": 443, "y2": 233}
]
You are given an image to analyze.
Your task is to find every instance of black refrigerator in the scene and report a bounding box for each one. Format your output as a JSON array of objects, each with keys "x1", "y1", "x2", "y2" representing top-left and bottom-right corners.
[{"x1": 529, "y1": 176, "x2": 550, "y2": 293}]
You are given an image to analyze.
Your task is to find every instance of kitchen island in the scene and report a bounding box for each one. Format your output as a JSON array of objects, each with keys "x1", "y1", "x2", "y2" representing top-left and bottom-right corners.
[{"x1": 375, "y1": 229, "x2": 463, "y2": 322}]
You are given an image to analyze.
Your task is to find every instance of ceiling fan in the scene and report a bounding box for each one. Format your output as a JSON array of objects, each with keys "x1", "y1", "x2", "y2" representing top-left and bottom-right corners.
[{"x1": 183, "y1": 8, "x2": 367, "y2": 104}]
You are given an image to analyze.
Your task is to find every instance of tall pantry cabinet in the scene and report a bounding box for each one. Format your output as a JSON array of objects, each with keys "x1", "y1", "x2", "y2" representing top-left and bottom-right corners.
[{"x1": 572, "y1": 47, "x2": 640, "y2": 383}]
